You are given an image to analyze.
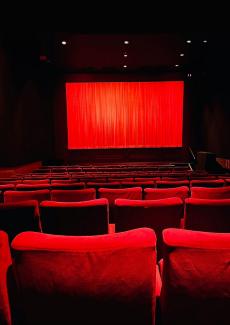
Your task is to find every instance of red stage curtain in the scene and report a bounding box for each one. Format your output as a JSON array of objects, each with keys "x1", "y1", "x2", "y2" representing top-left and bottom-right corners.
[{"x1": 66, "y1": 81, "x2": 184, "y2": 149}]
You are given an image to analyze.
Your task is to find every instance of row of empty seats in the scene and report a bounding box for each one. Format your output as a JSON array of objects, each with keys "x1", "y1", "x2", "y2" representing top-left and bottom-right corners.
[{"x1": 0, "y1": 227, "x2": 229, "y2": 325}]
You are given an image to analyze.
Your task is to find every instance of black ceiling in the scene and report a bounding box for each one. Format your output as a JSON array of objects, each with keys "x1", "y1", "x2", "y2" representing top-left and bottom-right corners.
[{"x1": 1, "y1": 31, "x2": 229, "y2": 78}]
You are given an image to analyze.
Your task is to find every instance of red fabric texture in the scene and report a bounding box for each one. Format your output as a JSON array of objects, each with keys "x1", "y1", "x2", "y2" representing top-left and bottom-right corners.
[
  {"x1": 22, "y1": 180, "x2": 50, "y2": 184},
  {"x1": 11, "y1": 228, "x2": 157, "y2": 325},
  {"x1": 190, "y1": 179, "x2": 225, "y2": 187},
  {"x1": 184, "y1": 198, "x2": 230, "y2": 232},
  {"x1": 16, "y1": 184, "x2": 50, "y2": 191},
  {"x1": 155, "y1": 180, "x2": 189, "y2": 188},
  {"x1": 40, "y1": 199, "x2": 109, "y2": 236},
  {"x1": 51, "y1": 183, "x2": 85, "y2": 190},
  {"x1": 0, "y1": 200, "x2": 40, "y2": 241},
  {"x1": 0, "y1": 185, "x2": 15, "y2": 191},
  {"x1": 4, "y1": 190, "x2": 50, "y2": 204},
  {"x1": 51, "y1": 188, "x2": 96, "y2": 202},
  {"x1": 144, "y1": 186, "x2": 189, "y2": 200},
  {"x1": 66, "y1": 81, "x2": 184, "y2": 149},
  {"x1": 0, "y1": 231, "x2": 12, "y2": 325},
  {"x1": 191, "y1": 186, "x2": 230, "y2": 199},
  {"x1": 160, "y1": 228, "x2": 230, "y2": 325},
  {"x1": 114, "y1": 198, "x2": 184, "y2": 260},
  {"x1": 98, "y1": 187, "x2": 142, "y2": 204}
]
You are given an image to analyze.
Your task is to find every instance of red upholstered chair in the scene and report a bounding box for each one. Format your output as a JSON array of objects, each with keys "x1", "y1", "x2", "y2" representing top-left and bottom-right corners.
[
  {"x1": 144, "y1": 186, "x2": 189, "y2": 201},
  {"x1": 15, "y1": 183, "x2": 50, "y2": 191},
  {"x1": 120, "y1": 181, "x2": 155, "y2": 189},
  {"x1": 51, "y1": 188, "x2": 96, "y2": 202},
  {"x1": 40, "y1": 198, "x2": 109, "y2": 235},
  {"x1": 156, "y1": 180, "x2": 189, "y2": 188},
  {"x1": 190, "y1": 179, "x2": 225, "y2": 188},
  {"x1": 98, "y1": 187, "x2": 142, "y2": 222},
  {"x1": 0, "y1": 200, "x2": 40, "y2": 241},
  {"x1": 191, "y1": 186, "x2": 230, "y2": 199},
  {"x1": 0, "y1": 231, "x2": 12, "y2": 325},
  {"x1": 160, "y1": 228, "x2": 230, "y2": 325},
  {"x1": 184, "y1": 198, "x2": 230, "y2": 232},
  {"x1": 22, "y1": 179, "x2": 50, "y2": 184},
  {"x1": 50, "y1": 182, "x2": 85, "y2": 190},
  {"x1": 11, "y1": 228, "x2": 157, "y2": 325},
  {"x1": 4, "y1": 190, "x2": 50, "y2": 204},
  {"x1": 0, "y1": 185, "x2": 15, "y2": 203},
  {"x1": 115, "y1": 197, "x2": 184, "y2": 260}
]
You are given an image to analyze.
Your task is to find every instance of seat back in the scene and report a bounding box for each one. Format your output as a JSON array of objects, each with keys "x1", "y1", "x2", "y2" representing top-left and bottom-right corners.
[
  {"x1": 144, "y1": 186, "x2": 189, "y2": 200},
  {"x1": 98, "y1": 187, "x2": 142, "y2": 223},
  {"x1": 160, "y1": 228, "x2": 230, "y2": 325},
  {"x1": 4, "y1": 190, "x2": 50, "y2": 204},
  {"x1": 51, "y1": 188, "x2": 96, "y2": 202},
  {"x1": 115, "y1": 197, "x2": 184, "y2": 259},
  {"x1": 185, "y1": 198, "x2": 230, "y2": 232},
  {"x1": 40, "y1": 199, "x2": 109, "y2": 235},
  {"x1": 0, "y1": 231, "x2": 12, "y2": 325},
  {"x1": 0, "y1": 201, "x2": 40, "y2": 241},
  {"x1": 190, "y1": 179, "x2": 225, "y2": 188},
  {"x1": 11, "y1": 228, "x2": 157, "y2": 325},
  {"x1": 191, "y1": 186, "x2": 230, "y2": 199}
]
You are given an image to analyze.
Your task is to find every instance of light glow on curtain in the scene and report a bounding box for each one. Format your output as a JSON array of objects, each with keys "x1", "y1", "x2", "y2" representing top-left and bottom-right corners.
[{"x1": 66, "y1": 81, "x2": 184, "y2": 149}]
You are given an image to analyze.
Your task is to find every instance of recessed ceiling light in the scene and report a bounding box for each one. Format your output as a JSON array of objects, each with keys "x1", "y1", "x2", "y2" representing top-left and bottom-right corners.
[
  {"x1": 187, "y1": 73, "x2": 192, "y2": 78},
  {"x1": 180, "y1": 53, "x2": 184, "y2": 57},
  {"x1": 186, "y1": 40, "x2": 192, "y2": 44},
  {"x1": 123, "y1": 65, "x2": 127, "y2": 68},
  {"x1": 124, "y1": 41, "x2": 129, "y2": 44},
  {"x1": 174, "y1": 64, "x2": 179, "y2": 67},
  {"x1": 203, "y1": 40, "x2": 208, "y2": 43},
  {"x1": 124, "y1": 53, "x2": 128, "y2": 57},
  {"x1": 61, "y1": 41, "x2": 67, "y2": 45}
]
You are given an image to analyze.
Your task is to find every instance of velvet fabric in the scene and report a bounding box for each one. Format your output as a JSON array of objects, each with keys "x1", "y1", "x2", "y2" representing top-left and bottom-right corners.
[
  {"x1": 11, "y1": 228, "x2": 157, "y2": 325},
  {"x1": 51, "y1": 188, "x2": 96, "y2": 202},
  {"x1": 160, "y1": 228, "x2": 230, "y2": 325},
  {"x1": 190, "y1": 179, "x2": 225, "y2": 188},
  {"x1": 40, "y1": 199, "x2": 109, "y2": 236},
  {"x1": 191, "y1": 186, "x2": 230, "y2": 199},
  {"x1": 155, "y1": 180, "x2": 189, "y2": 188},
  {"x1": 4, "y1": 190, "x2": 50, "y2": 204},
  {"x1": 0, "y1": 231, "x2": 12, "y2": 325},
  {"x1": 144, "y1": 186, "x2": 189, "y2": 200},
  {"x1": 114, "y1": 198, "x2": 184, "y2": 260},
  {"x1": 184, "y1": 198, "x2": 230, "y2": 232}
]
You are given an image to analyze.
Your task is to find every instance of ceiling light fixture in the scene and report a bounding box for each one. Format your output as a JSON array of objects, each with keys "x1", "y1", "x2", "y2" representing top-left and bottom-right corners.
[
  {"x1": 187, "y1": 73, "x2": 192, "y2": 78},
  {"x1": 123, "y1": 65, "x2": 127, "y2": 68},
  {"x1": 61, "y1": 41, "x2": 67, "y2": 45},
  {"x1": 174, "y1": 64, "x2": 179, "y2": 67},
  {"x1": 124, "y1": 41, "x2": 129, "y2": 44},
  {"x1": 186, "y1": 40, "x2": 192, "y2": 44},
  {"x1": 203, "y1": 40, "x2": 208, "y2": 43},
  {"x1": 180, "y1": 53, "x2": 184, "y2": 57},
  {"x1": 124, "y1": 53, "x2": 128, "y2": 57}
]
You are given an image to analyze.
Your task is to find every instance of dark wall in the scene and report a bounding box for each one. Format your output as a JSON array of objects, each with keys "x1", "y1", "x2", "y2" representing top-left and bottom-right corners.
[
  {"x1": 0, "y1": 36, "x2": 55, "y2": 166},
  {"x1": 186, "y1": 73, "x2": 230, "y2": 159}
]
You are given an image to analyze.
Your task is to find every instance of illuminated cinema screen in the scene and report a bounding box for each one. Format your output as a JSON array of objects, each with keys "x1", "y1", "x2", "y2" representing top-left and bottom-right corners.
[{"x1": 66, "y1": 81, "x2": 184, "y2": 149}]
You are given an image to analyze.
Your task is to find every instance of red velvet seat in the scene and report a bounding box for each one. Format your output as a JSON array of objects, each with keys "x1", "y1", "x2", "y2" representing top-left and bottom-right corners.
[
  {"x1": 184, "y1": 198, "x2": 230, "y2": 232},
  {"x1": 160, "y1": 228, "x2": 230, "y2": 325},
  {"x1": 156, "y1": 180, "x2": 189, "y2": 188},
  {"x1": 15, "y1": 184, "x2": 50, "y2": 191},
  {"x1": 51, "y1": 188, "x2": 96, "y2": 202},
  {"x1": 22, "y1": 179, "x2": 50, "y2": 184},
  {"x1": 11, "y1": 228, "x2": 157, "y2": 325},
  {"x1": 190, "y1": 179, "x2": 225, "y2": 187},
  {"x1": 4, "y1": 190, "x2": 50, "y2": 204},
  {"x1": 50, "y1": 182, "x2": 85, "y2": 190},
  {"x1": 0, "y1": 200, "x2": 40, "y2": 241},
  {"x1": 40, "y1": 198, "x2": 109, "y2": 235},
  {"x1": 144, "y1": 186, "x2": 189, "y2": 200},
  {"x1": 115, "y1": 197, "x2": 184, "y2": 259},
  {"x1": 0, "y1": 231, "x2": 12, "y2": 325},
  {"x1": 191, "y1": 186, "x2": 230, "y2": 199},
  {"x1": 98, "y1": 187, "x2": 142, "y2": 222}
]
